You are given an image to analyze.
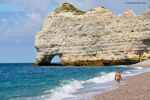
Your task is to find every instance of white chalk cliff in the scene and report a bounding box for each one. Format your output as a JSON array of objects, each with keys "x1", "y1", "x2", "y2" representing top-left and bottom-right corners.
[{"x1": 35, "y1": 3, "x2": 150, "y2": 66}]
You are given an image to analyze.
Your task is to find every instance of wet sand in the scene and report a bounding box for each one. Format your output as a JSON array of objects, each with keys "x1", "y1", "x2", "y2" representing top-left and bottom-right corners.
[{"x1": 93, "y1": 60, "x2": 150, "y2": 100}]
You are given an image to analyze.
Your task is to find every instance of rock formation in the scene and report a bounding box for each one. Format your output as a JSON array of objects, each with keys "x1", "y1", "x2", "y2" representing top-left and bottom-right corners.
[{"x1": 34, "y1": 3, "x2": 150, "y2": 66}]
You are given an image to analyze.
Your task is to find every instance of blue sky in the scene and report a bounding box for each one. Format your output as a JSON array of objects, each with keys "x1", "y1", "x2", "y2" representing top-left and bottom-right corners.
[{"x1": 0, "y1": 0, "x2": 149, "y2": 63}]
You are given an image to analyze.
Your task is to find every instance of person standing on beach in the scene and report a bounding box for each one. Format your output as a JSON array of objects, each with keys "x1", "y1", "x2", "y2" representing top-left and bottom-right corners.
[{"x1": 115, "y1": 71, "x2": 122, "y2": 83}]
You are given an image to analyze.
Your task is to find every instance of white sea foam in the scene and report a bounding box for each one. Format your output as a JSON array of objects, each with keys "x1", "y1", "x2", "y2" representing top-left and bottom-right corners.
[
  {"x1": 115, "y1": 65, "x2": 128, "y2": 68},
  {"x1": 48, "y1": 80, "x2": 84, "y2": 100},
  {"x1": 135, "y1": 67, "x2": 143, "y2": 69},
  {"x1": 98, "y1": 72, "x2": 106, "y2": 75},
  {"x1": 86, "y1": 72, "x2": 115, "y2": 83},
  {"x1": 28, "y1": 80, "x2": 84, "y2": 100},
  {"x1": 123, "y1": 71, "x2": 131, "y2": 74},
  {"x1": 22, "y1": 68, "x2": 148, "y2": 100},
  {"x1": 29, "y1": 72, "x2": 116, "y2": 100}
]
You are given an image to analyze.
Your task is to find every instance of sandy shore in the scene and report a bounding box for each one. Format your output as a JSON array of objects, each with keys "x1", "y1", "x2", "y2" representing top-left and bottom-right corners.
[{"x1": 93, "y1": 60, "x2": 150, "y2": 100}]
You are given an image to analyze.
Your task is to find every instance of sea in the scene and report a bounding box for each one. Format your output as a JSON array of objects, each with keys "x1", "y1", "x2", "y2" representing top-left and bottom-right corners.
[{"x1": 0, "y1": 63, "x2": 149, "y2": 100}]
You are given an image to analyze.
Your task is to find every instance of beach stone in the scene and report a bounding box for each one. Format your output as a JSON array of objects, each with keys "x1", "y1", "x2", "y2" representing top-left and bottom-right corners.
[{"x1": 34, "y1": 3, "x2": 150, "y2": 66}]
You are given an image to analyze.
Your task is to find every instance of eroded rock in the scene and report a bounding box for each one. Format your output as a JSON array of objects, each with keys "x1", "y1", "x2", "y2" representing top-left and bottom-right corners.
[{"x1": 34, "y1": 3, "x2": 150, "y2": 66}]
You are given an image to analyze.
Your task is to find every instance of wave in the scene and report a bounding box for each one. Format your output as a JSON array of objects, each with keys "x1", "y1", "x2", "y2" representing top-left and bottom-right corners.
[
  {"x1": 86, "y1": 72, "x2": 115, "y2": 83},
  {"x1": 30, "y1": 72, "x2": 131, "y2": 100},
  {"x1": 134, "y1": 67, "x2": 143, "y2": 69},
  {"x1": 44, "y1": 80, "x2": 83, "y2": 100},
  {"x1": 16, "y1": 68, "x2": 149, "y2": 100},
  {"x1": 47, "y1": 72, "x2": 117, "y2": 100}
]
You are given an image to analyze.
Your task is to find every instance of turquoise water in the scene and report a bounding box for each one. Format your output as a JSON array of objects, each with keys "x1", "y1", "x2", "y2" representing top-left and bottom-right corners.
[{"x1": 0, "y1": 63, "x2": 136, "y2": 100}]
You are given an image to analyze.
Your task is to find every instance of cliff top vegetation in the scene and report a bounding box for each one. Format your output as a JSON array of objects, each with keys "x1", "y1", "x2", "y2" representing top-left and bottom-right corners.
[{"x1": 54, "y1": 3, "x2": 86, "y2": 15}]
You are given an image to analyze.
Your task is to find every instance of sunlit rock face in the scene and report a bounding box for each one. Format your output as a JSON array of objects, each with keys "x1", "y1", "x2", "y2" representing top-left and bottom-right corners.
[{"x1": 34, "y1": 3, "x2": 150, "y2": 66}]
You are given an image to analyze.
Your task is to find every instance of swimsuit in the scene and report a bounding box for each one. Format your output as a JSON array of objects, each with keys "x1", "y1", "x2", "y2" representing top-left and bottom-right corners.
[{"x1": 116, "y1": 77, "x2": 121, "y2": 82}]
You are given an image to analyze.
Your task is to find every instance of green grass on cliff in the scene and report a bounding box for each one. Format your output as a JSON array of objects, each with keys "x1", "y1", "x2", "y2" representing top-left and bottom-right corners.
[{"x1": 54, "y1": 3, "x2": 86, "y2": 15}]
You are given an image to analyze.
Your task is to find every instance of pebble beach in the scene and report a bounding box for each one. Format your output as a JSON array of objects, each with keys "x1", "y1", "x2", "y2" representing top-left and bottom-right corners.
[{"x1": 93, "y1": 60, "x2": 150, "y2": 100}]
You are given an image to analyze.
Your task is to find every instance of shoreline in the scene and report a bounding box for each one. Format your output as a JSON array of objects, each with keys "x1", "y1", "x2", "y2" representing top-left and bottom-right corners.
[
  {"x1": 92, "y1": 60, "x2": 150, "y2": 100},
  {"x1": 129, "y1": 60, "x2": 150, "y2": 68}
]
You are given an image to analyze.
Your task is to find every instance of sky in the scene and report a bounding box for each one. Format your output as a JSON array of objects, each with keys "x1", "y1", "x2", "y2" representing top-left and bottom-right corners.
[{"x1": 0, "y1": 0, "x2": 149, "y2": 63}]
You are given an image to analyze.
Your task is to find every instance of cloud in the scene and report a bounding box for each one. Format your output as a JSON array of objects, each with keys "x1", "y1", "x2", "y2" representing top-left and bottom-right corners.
[
  {"x1": 0, "y1": 0, "x2": 101, "y2": 45},
  {"x1": 0, "y1": 12, "x2": 41, "y2": 44},
  {"x1": 1, "y1": 0, "x2": 51, "y2": 14},
  {"x1": 0, "y1": 0, "x2": 149, "y2": 45},
  {"x1": 0, "y1": 0, "x2": 52, "y2": 45}
]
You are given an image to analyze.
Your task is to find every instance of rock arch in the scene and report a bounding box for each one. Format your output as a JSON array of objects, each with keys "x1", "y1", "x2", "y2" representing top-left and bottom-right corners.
[
  {"x1": 34, "y1": 3, "x2": 150, "y2": 66},
  {"x1": 34, "y1": 52, "x2": 62, "y2": 66}
]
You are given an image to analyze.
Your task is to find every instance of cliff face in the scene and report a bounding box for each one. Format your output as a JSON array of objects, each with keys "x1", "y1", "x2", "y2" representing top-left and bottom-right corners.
[{"x1": 35, "y1": 3, "x2": 150, "y2": 66}]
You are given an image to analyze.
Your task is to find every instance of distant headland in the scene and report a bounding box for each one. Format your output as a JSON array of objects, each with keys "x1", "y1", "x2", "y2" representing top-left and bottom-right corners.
[{"x1": 34, "y1": 3, "x2": 150, "y2": 66}]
